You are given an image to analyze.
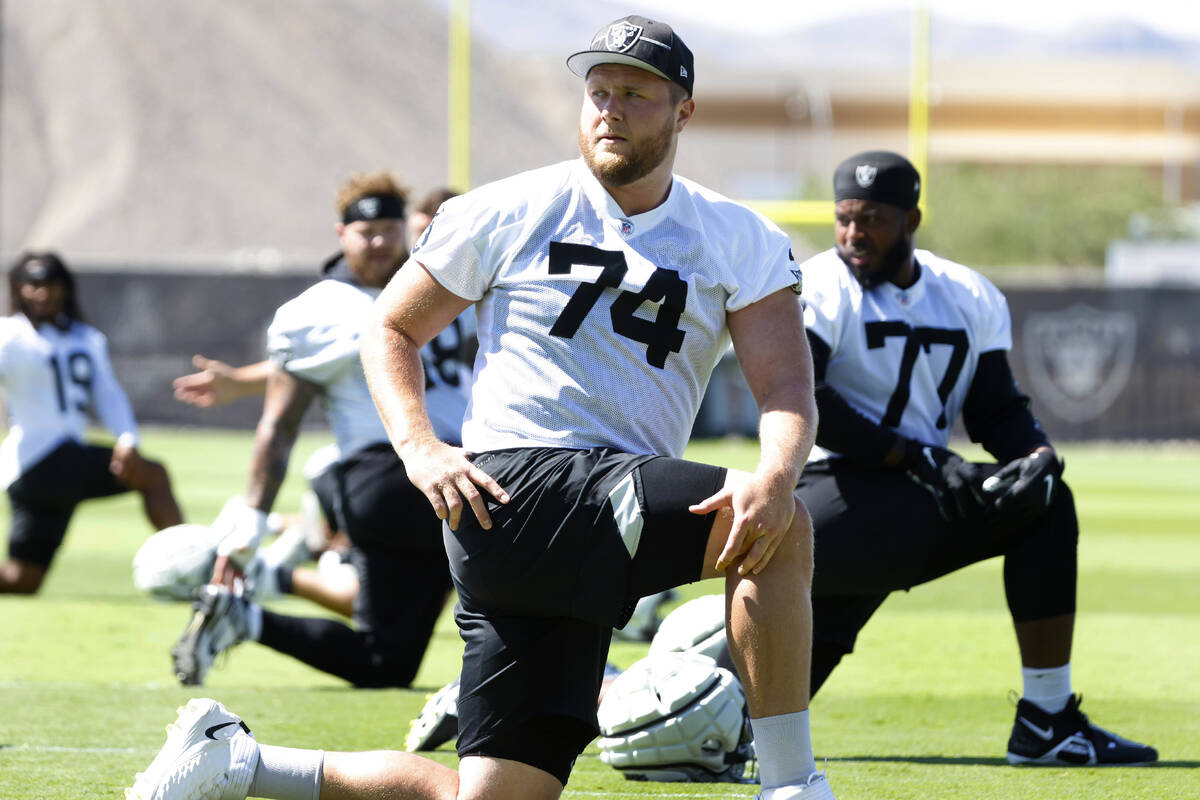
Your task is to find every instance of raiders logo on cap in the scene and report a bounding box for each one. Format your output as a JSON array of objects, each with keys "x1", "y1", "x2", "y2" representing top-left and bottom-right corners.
[
  {"x1": 834, "y1": 151, "x2": 921, "y2": 211},
  {"x1": 606, "y1": 20, "x2": 643, "y2": 52},
  {"x1": 567, "y1": 15, "x2": 695, "y2": 97}
]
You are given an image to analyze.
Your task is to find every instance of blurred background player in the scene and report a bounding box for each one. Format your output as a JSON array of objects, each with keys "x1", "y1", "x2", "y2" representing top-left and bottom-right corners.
[
  {"x1": 1, "y1": 251, "x2": 183, "y2": 594},
  {"x1": 794, "y1": 150, "x2": 1157, "y2": 766},
  {"x1": 167, "y1": 187, "x2": 471, "y2": 619},
  {"x1": 169, "y1": 174, "x2": 473, "y2": 689}
]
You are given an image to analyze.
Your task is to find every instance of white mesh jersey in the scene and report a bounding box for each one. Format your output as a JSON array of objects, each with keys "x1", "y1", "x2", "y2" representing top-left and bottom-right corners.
[
  {"x1": 267, "y1": 278, "x2": 471, "y2": 455},
  {"x1": 412, "y1": 158, "x2": 798, "y2": 458},
  {"x1": 800, "y1": 247, "x2": 1011, "y2": 460},
  {"x1": 0, "y1": 314, "x2": 139, "y2": 488}
]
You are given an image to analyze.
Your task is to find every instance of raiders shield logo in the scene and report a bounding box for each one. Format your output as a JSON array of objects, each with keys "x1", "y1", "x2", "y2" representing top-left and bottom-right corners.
[
  {"x1": 855, "y1": 164, "x2": 877, "y2": 188},
  {"x1": 1022, "y1": 304, "x2": 1137, "y2": 423},
  {"x1": 606, "y1": 20, "x2": 643, "y2": 52},
  {"x1": 356, "y1": 197, "x2": 381, "y2": 219}
]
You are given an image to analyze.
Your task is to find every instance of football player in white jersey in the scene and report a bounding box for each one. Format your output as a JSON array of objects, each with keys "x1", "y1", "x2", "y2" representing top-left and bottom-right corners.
[
  {"x1": 793, "y1": 151, "x2": 1156, "y2": 766},
  {"x1": 1, "y1": 251, "x2": 184, "y2": 594},
  {"x1": 166, "y1": 173, "x2": 472, "y2": 692},
  {"x1": 128, "y1": 15, "x2": 837, "y2": 800},
  {"x1": 166, "y1": 187, "x2": 472, "y2": 619}
]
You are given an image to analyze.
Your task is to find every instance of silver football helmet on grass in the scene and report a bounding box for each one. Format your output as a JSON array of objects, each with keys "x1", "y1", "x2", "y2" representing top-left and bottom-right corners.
[
  {"x1": 596, "y1": 651, "x2": 756, "y2": 783},
  {"x1": 649, "y1": 593, "x2": 727, "y2": 661},
  {"x1": 132, "y1": 523, "x2": 223, "y2": 601}
]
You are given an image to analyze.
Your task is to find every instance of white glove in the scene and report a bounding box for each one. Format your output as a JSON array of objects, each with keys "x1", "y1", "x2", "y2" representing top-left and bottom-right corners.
[{"x1": 215, "y1": 502, "x2": 271, "y2": 570}]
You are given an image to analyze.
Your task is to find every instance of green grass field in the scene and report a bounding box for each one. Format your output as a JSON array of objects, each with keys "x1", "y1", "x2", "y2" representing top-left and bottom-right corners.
[{"x1": 1, "y1": 430, "x2": 1197, "y2": 799}]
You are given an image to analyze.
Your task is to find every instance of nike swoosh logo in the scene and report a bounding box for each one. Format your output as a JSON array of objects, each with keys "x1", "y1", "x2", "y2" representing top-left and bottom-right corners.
[
  {"x1": 1043, "y1": 475, "x2": 1054, "y2": 505},
  {"x1": 1018, "y1": 717, "x2": 1055, "y2": 741},
  {"x1": 922, "y1": 447, "x2": 937, "y2": 469},
  {"x1": 205, "y1": 720, "x2": 250, "y2": 740}
]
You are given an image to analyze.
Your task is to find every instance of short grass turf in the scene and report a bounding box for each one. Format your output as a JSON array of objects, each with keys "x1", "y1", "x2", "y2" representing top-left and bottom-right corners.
[{"x1": 1, "y1": 430, "x2": 1196, "y2": 798}]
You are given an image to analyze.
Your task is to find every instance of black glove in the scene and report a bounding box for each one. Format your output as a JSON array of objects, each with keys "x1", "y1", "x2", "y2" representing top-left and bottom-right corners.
[
  {"x1": 901, "y1": 441, "x2": 986, "y2": 521},
  {"x1": 981, "y1": 449, "x2": 1065, "y2": 525}
]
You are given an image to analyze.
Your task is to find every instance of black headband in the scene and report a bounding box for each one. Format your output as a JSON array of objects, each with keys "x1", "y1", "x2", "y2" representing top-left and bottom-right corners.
[{"x1": 342, "y1": 193, "x2": 406, "y2": 224}]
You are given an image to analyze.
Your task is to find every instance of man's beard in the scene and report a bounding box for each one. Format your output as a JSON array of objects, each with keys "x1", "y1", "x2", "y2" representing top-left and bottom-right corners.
[
  {"x1": 838, "y1": 233, "x2": 912, "y2": 289},
  {"x1": 579, "y1": 116, "x2": 674, "y2": 187}
]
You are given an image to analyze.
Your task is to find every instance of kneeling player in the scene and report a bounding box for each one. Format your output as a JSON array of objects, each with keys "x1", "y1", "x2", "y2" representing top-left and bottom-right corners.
[{"x1": 1, "y1": 251, "x2": 183, "y2": 595}]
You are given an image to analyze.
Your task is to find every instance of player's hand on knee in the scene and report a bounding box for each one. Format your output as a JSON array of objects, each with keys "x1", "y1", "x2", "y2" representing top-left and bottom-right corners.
[
  {"x1": 982, "y1": 448, "x2": 1063, "y2": 525},
  {"x1": 691, "y1": 470, "x2": 793, "y2": 576},
  {"x1": 900, "y1": 441, "x2": 985, "y2": 521},
  {"x1": 403, "y1": 441, "x2": 509, "y2": 531},
  {"x1": 110, "y1": 443, "x2": 146, "y2": 486}
]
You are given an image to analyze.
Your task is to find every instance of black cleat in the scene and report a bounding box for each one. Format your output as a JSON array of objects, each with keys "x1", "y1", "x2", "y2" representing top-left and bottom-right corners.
[{"x1": 1007, "y1": 694, "x2": 1158, "y2": 766}]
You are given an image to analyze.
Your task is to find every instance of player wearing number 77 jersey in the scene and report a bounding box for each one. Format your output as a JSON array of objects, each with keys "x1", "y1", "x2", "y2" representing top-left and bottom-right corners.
[
  {"x1": 795, "y1": 150, "x2": 1157, "y2": 766},
  {"x1": 1, "y1": 251, "x2": 183, "y2": 594}
]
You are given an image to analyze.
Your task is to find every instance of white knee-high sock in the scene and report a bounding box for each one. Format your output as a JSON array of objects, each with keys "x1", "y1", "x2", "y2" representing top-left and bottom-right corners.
[
  {"x1": 247, "y1": 745, "x2": 324, "y2": 800},
  {"x1": 750, "y1": 710, "x2": 817, "y2": 789},
  {"x1": 1022, "y1": 663, "x2": 1072, "y2": 713}
]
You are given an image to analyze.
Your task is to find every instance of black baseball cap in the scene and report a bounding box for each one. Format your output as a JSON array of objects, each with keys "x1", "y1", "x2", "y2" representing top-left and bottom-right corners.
[
  {"x1": 13, "y1": 252, "x2": 70, "y2": 284},
  {"x1": 567, "y1": 15, "x2": 694, "y2": 97},
  {"x1": 834, "y1": 151, "x2": 921, "y2": 211}
]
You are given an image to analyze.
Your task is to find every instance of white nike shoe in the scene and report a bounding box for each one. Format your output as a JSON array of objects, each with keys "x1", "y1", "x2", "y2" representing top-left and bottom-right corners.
[
  {"x1": 126, "y1": 698, "x2": 258, "y2": 800},
  {"x1": 757, "y1": 772, "x2": 836, "y2": 800},
  {"x1": 172, "y1": 585, "x2": 251, "y2": 686}
]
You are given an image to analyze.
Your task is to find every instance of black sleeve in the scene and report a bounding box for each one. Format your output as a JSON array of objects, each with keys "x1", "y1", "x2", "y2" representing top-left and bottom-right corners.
[
  {"x1": 807, "y1": 330, "x2": 906, "y2": 466},
  {"x1": 962, "y1": 349, "x2": 1051, "y2": 463}
]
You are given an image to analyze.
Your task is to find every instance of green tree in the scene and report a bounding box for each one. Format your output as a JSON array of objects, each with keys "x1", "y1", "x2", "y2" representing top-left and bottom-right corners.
[{"x1": 918, "y1": 164, "x2": 1166, "y2": 268}]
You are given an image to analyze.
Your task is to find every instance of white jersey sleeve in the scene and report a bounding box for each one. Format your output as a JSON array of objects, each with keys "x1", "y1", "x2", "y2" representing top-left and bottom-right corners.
[
  {"x1": 801, "y1": 247, "x2": 1012, "y2": 454},
  {"x1": 266, "y1": 280, "x2": 390, "y2": 457},
  {"x1": 413, "y1": 159, "x2": 797, "y2": 458},
  {"x1": 265, "y1": 278, "x2": 472, "y2": 453},
  {"x1": 267, "y1": 280, "x2": 368, "y2": 384},
  {"x1": 89, "y1": 331, "x2": 139, "y2": 445}
]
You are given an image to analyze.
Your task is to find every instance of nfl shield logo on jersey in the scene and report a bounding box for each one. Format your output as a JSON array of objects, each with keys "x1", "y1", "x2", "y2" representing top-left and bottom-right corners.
[
  {"x1": 1022, "y1": 304, "x2": 1137, "y2": 423},
  {"x1": 606, "y1": 20, "x2": 643, "y2": 52},
  {"x1": 855, "y1": 164, "x2": 878, "y2": 188}
]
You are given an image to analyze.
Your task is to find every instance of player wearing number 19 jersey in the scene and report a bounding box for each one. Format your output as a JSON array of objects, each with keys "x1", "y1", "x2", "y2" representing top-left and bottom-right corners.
[
  {"x1": 795, "y1": 150, "x2": 1156, "y2": 766},
  {"x1": 2, "y1": 251, "x2": 183, "y2": 594}
]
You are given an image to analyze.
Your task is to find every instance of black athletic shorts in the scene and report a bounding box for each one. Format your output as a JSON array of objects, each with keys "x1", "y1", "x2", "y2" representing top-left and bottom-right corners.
[
  {"x1": 7, "y1": 440, "x2": 129, "y2": 567},
  {"x1": 798, "y1": 457, "x2": 1078, "y2": 693},
  {"x1": 330, "y1": 443, "x2": 451, "y2": 646},
  {"x1": 448, "y1": 446, "x2": 726, "y2": 785}
]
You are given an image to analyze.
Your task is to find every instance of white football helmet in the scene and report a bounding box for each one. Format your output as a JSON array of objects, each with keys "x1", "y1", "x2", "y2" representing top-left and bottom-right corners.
[
  {"x1": 596, "y1": 652, "x2": 755, "y2": 782},
  {"x1": 132, "y1": 523, "x2": 223, "y2": 601},
  {"x1": 649, "y1": 593, "x2": 727, "y2": 661}
]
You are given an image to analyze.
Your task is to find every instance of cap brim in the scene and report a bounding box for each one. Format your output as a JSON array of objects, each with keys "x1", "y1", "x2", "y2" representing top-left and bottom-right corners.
[{"x1": 566, "y1": 50, "x2": 672, "y2": 84}]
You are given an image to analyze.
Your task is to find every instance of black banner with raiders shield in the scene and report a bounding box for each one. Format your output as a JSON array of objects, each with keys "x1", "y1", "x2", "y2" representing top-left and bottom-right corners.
[{"x1": 48, "y1": 272, "x2": 1200, "y2": 441}]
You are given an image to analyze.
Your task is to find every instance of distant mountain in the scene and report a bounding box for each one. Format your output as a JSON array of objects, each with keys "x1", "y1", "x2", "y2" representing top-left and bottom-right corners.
[
  {"x1": 2, "y1": 1, "x2": 1196, "y2": 268},
  {"x1": 459, "y1": 4, "x2": 1200, "y2": 66},
  {"x1": 0, "y1": 0, "x2": 580, "y2": 267}
]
